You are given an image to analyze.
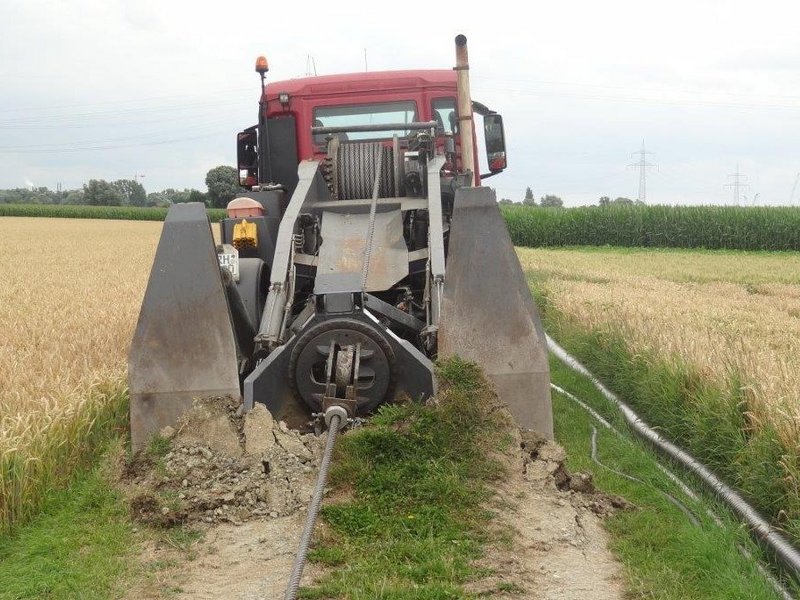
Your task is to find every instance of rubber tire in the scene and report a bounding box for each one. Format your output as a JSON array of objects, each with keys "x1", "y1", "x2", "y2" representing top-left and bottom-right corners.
[{"x1": 235, "y1": 258, "x2": 269, "y2": 330}]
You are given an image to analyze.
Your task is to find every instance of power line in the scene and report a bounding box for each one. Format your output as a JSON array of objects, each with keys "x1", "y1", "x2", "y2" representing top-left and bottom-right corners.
[
  {"x1": 0, "y1": 86, "x2": 253, "y2": 115},
  {"x1": 0, "y1": 130, "x2": 229, "y2": 154},
  {"x1": 724, "y1": 164, "x2": 749, "y2": 205},
  {"x1": 628, "y1": 140, "x2": 657, "y2": 203},
  {"x1": 790, "y1": 173, "x2": 800, "y2": 205},
  {"x1": 473, "y1": 75, "x2": 800, "y2": 103},
  {"x1": 470, "y1": 81, "x2": 800, "y2": 113}
]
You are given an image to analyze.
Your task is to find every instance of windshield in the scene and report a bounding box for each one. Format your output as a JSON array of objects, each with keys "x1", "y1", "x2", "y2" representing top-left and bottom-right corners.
[{"x1": 313, "y1": 101, "x2": 418, "y2": 144}]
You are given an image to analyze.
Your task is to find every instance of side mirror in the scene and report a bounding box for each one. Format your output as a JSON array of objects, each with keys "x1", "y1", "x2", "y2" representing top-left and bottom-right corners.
[
  {"x1": 237, "y1": 126, "x2": 258, "y2": 187},
  {"x1": 483, "y1": 113, "x2": 507, "y2": 175}
]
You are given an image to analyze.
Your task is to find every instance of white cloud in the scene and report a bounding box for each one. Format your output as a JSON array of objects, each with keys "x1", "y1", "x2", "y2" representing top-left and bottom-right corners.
[{"x1": 2, "y1": 0, "x2": 800, "y2": 204}]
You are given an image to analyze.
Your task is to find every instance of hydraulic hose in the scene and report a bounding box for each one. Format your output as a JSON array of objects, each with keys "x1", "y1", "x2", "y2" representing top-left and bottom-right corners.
[
  {"x1": 589, "y1": 425, "x2": 700, "y2": 526},
  {"x1": 547, "y1": 334, "x2": 800, "y2": 581},
  {"x1": 284, "y1": 408, "x2": 345, "y2": 600}
]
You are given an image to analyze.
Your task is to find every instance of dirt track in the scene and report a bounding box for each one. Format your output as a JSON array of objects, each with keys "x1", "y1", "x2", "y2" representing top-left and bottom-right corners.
[
  {"x1": 471, "y1": 433, "x2": 625, "y2": 599},
  {"x1": 124, "y1": 401, "x2": 625, "y2": 599}
]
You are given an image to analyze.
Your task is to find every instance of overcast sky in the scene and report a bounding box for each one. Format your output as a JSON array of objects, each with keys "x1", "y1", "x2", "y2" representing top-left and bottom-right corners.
[{"x1": 2, "y1": 0, "x2": 800, "y2": 206}]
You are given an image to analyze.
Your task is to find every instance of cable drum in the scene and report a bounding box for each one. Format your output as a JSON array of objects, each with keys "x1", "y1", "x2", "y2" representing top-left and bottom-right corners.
[{"x1": 334, "y1": 142, "x2": 396, "y2": 200}]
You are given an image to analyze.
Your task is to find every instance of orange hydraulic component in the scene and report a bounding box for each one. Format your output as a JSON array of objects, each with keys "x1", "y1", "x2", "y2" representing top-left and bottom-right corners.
[{"x1": 233, "y1": 219, "x2": 258, "y2": 250}]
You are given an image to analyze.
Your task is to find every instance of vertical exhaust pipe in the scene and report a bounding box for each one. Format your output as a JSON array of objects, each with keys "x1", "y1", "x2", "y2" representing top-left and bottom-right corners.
[{"x1": 454, "y1": 34, "x2": 476, "y2": 186}]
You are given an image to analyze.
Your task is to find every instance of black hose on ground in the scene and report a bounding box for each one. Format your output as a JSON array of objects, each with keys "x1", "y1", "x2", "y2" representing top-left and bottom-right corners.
[
  {"x1": 284, "y1": 408, "x2": 345, "y2": 600},
  {"x1": 588, "y1": 425, "x2": 701, "y2": 527},
  {"x1": 547, "y1": 335, "x2": 799, "y2": 598},
  {"x1": 555, "y1": 383, "x2": 794, "y2": 600}
]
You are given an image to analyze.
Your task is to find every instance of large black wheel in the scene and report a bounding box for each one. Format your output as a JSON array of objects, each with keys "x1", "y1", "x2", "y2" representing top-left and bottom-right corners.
[
  {"x1": 287, "y1": 318, "x2": 396, "y2": 414},
  {"x1": 235, "y1": 258, "x2": 269, "y2": 329}
]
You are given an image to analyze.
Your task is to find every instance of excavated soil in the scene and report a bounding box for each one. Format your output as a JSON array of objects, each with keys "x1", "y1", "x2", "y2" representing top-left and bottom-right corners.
[
  {"x1": 122, "y1": 397, "x2": 324, "y2": 528},
  {"x1": 123, "y1": 399, "x2": 628, "y2": 599},
  {"x1": 121, "y1": 398, "x2": 322, "y2": 599}
]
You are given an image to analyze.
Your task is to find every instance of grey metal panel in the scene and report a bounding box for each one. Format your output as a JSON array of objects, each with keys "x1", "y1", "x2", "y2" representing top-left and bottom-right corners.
[
  {"x1": 364, "y1": 294, "x2": 425, "y2": 333},
  {"x1": 315, "y1": 210, "x2": 408, "y2": 293},
  {"x1": 362, "y1": 310, "x2": 436, "y2": 401},
  {"x1": 438, "y1": 187, "x2": 553, "y2": 438},
  {"x1": 323, "y1": 293, "x2": 356, "y2": 314},
  {"x1": 243, "y1": 336, "x2": 309, "y2": 428},
  {"x1": 128, "y1": 203, "x2": 240, "y2": 450},
  {"x1": 314, "y1": 272, "x2": 363, "y2": 295}
]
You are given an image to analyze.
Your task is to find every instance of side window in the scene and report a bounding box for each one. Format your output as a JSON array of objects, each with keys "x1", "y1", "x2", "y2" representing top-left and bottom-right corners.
[{"x1": 431, "y1": 98, "x2": 457, "y2": 135}]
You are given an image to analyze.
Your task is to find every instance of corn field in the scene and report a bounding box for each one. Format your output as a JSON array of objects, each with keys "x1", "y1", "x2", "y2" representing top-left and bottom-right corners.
[
  {"x1": 503, "y1": 205, "x2": 800, "y2": 251},
  {"x1": 0, "y1": 217, "x2": 161, "y2": 532},
  {"x1": 0, "y1": 203, "x2": 226, "y2": 222}
]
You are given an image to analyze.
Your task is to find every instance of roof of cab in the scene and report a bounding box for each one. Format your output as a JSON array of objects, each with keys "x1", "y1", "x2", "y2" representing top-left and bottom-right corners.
[{"x1": 264, "y1": 69, "x2": 457, "y2": 100}]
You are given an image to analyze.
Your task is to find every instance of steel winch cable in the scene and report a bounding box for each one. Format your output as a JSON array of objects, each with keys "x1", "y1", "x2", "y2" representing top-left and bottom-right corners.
[
  {"x1": 284, "y1": 408, "x2": 345, "y2": 600},
  {"x1": 286, "y1": 146, "x2": 387, "y2": 598},
  {"x1": 547, "y1": 334, "x2": 800, "y2": 597},
  {"x1": 360, "y1": 144, "x2": 384, "y2": 291}
]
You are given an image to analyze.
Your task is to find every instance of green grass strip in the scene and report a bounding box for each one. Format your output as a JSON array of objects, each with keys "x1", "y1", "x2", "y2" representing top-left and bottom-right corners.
[
  {"x1": 0, "y1": 203, "x2": 226, "y2": 222},
  {"x1": 300, "y1": 358, "x2": 510, "y2": 599},
  {"x1": 550, "y1": 356, "x2": 792, "y2": 599},
  {"x1": 0, "y1": 454, "x2": 137, "y2": 599}
]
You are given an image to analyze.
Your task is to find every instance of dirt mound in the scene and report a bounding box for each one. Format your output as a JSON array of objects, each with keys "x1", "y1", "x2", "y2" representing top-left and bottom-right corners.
[
  {"x1": 122, "y1": 397, "x2": 324, "y2": 527},
  {"x1": 520, "y1": 429, "x2": 632, "y2": 517}
]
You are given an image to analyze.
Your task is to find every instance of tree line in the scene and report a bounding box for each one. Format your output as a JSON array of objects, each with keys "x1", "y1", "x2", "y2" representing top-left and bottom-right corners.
[
  {"x1": 498, "y1": 186, "x2": 644, "y2": 208},
  {"x1": 0, "y1": 166, "x2": 242, "y2": 209}
]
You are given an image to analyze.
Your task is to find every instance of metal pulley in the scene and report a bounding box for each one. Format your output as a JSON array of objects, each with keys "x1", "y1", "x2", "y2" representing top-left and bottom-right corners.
[{"x1": 287, "y1": 318, "x2": 397, "y2": 415}]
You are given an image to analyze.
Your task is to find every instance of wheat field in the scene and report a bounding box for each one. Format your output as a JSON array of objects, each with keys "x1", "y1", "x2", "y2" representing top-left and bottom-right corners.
[
  {"x1": 5, "y1": 219, "x2": 800, "y2": 534},
  {"x1": 0, "y1": 217, "x2": 161, "y2": 531},
  {"x1": 518, "y1": 247, "x2": 800, "y2": 447}
]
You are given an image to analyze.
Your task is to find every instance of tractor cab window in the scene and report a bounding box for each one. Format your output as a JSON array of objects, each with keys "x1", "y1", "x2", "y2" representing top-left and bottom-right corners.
[
  {"x1": 313, "y1": 101, "x2": 417, "y2": 145},
  {"x1": 432, "y1": 98, "x2": 457, "y2": 135}
]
